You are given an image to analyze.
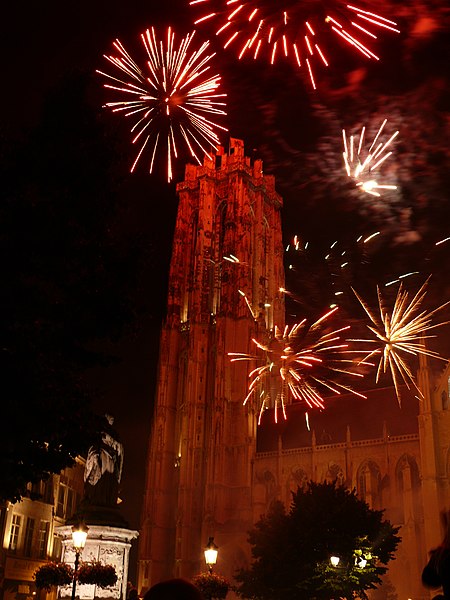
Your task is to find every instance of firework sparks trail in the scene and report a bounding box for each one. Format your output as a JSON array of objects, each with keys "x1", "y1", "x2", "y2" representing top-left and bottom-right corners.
[
  {"x1": 229, "y1": 307, "x2": 367, "y2": 424},
  {"x1": 189, "y1": 1, "x2": 399, "y2": 88},
  {"x1": 436, "y1": 236, "x2": 450, "y2": 247},
  {"x1": 342, "y1": 119, "x2": 399, "y2": 197},
  {"x1": 97, "y1": 27, "x2": 228, "y2": 182},
  {"x1": 351, "y1": 280, "x2": 450, "y2": 403},
  {"x1": 285, "y1": 232, "x2": 381, "y2": 303}
]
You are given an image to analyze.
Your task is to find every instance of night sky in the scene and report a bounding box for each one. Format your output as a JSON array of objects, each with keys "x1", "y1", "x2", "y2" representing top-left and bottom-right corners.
[{"x1": 3, "y1": 0, "x2": 450, "y2": 580}]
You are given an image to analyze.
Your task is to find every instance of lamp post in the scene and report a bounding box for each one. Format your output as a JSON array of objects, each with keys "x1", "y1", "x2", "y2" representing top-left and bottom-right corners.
[
  {"x1": 71, "y1": 524, "x2": 88, "y2": 600},
  {"x1": 204, "y1": 537, "x2": 218, "y2": 573},
  {"x1": 330, "y1": 555, "x2": 341, "y2": 568}
]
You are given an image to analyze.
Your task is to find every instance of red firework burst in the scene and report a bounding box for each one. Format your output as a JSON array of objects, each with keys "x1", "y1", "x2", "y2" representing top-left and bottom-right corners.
[
  {"x1": 97, "y1": 27, "x2": 228, "y2": 182},
  {"x1": 229, "y1": 307, "x2": 367, "y2": 424},
  {"x1": 190, "y1": 0, "x2": 400, "y2": 89}
]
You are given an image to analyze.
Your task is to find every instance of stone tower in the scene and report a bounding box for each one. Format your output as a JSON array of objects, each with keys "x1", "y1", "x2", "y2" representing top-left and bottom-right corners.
[
  {"x1": 138, "y1": 139, "x2": 285, "y2": 589},
  {"x1": 418, "y1": 352, "x2": 450, "y2": 550}
]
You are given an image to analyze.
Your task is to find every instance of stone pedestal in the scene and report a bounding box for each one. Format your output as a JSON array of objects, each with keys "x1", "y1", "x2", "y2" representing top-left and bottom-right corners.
[{"x1": 56, "y1": 525, "x2": 138, "y2": 600}]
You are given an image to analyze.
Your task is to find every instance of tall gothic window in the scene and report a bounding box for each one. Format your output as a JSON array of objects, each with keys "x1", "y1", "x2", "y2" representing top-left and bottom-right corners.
[
  {"x1": 256, "y1": 470, "x2": 277, "y2": 509},
  {"x1": 287, "y1": 468, "x2": 308, "y2": 503},
  {"x1": 326, "y1": 463, "x2": 344, "y2": 485},
  {"x1": 357, "y1": 461, "x2": 381, "y2": 508},
  {"x1": 396, "y1": 454, "x2": 421, "y2": 525}
]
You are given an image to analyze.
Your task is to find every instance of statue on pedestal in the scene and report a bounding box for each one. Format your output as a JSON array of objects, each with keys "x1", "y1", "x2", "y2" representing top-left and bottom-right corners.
[{"x1": 84, "y1": 415, "x2": 124, "y2": 508}]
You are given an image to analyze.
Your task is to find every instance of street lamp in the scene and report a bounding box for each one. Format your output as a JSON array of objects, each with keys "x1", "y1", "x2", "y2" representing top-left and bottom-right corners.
[
  {"x1": 330, "y1": 555, "x2": 341, "y2": 568},
  {"x1": 355, "y1": 555, "x2": 368, "y2": 568},
  {"x1": 204, "y1": 537, "x2": 218, "y2": 573},
  {"x1": 71, "y1": 524, "x2": 89, "y2": 600}
]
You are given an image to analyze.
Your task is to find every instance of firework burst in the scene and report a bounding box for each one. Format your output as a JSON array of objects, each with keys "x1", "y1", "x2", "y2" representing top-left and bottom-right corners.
[
  {"x1": 97, "y1": 27, "x2": 227, "y2": 182},
  {"x1": 190, "y1": 1, "x2": 399, "y2": 89},
  {"x1": 342, "y1": 118, "x2": 399, "y2": 197},
  {"x1": 229, "y1": 307, "x2": 367, "y2": 424},
  {"x1": 352, "y1": 280, "x2": 450, "y2": 403}
]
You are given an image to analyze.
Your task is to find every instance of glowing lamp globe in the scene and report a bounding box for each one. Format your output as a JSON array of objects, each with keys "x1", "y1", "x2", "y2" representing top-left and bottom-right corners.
[
  {"x1": 356, "y1": 556, "x2": 367, "y2": 568},
  {"x1": 330, "y1": 555, "x2": 340, "y2": 567},
  {"x1": 71, "y1": 524, "x2": 89, "y2": 550},
  {"x1": 204, "y1": 537, "x2": 218, "y2": 571}
]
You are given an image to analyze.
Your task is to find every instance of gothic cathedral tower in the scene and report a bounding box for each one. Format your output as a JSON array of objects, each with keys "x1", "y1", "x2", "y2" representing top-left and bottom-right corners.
[{"x1": 138, "y1": 140, "x2": 285, "y2": 589}]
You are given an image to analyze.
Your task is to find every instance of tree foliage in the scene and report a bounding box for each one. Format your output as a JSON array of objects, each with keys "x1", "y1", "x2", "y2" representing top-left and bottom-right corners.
[{"x1": 236, "y1": 480, "x2": 400, "y2": 600}]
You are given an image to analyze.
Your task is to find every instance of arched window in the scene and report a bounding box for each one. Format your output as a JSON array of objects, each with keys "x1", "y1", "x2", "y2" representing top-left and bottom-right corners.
[
  {"x1": 357, "y1": 460, "x2": 381, "y2": 508},
  {"x1": 286, "y1": 468, "x2": 308, "y2": 505},
  {"x1": 293, "y1": 468, "x2": 309, "y2": 490},
  {"x1": 395, "y1": 454, "x2": 421, "y2": 525},
  {"x1": 326, "y1": 462, "x2": 344, "y2": 485},
  {"x1": 256, "y1": 470, "x2": 277, "y2": 509}
]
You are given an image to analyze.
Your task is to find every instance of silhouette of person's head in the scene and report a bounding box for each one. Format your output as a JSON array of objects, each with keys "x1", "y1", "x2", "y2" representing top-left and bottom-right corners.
[
  {"x1": 143, "y1": 579, "x2": 203, "y2": 600},
  {"x1": 128, "y1": 589, "x2": 138, "y2": 600}
]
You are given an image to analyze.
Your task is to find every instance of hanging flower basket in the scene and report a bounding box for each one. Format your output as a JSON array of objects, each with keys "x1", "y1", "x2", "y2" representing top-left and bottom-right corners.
[
  {"x1": 192, "y1": 572, "x2": 230, "y2": 599},
  {"x1": 34, "y1": 562, "x2": 74, "y2": 590},
  {"x1": 77, "y1": 562, "x2": 118, "y2": 588}
]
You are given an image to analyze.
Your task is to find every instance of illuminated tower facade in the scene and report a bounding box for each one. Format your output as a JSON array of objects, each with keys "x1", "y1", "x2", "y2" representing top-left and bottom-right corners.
[
  {"x1": 418, "y1": 355, "x2": 450, "y2": 551},
  {"x1": 138, "y1": 139, "x2": 285, "y2": 588}
]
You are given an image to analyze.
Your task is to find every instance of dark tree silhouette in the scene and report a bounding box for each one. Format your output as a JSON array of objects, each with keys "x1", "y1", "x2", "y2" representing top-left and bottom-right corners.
[{"x1": 236, "y1": 480, "x2": 400, "y2": 600}]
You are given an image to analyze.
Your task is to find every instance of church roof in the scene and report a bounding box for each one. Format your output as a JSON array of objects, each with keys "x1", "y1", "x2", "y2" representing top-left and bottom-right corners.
[{"x1": 256, "y1": 385, "x2": 420, "y2": 452}]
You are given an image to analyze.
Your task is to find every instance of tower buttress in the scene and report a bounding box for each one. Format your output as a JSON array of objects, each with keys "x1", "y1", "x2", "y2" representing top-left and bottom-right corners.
[
  {"x1": 417, "y1": 351, "x2": 445, "y2": 551},
  {"x1": 138, "y1": 140, "x2": 285, "y2": 589}
]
